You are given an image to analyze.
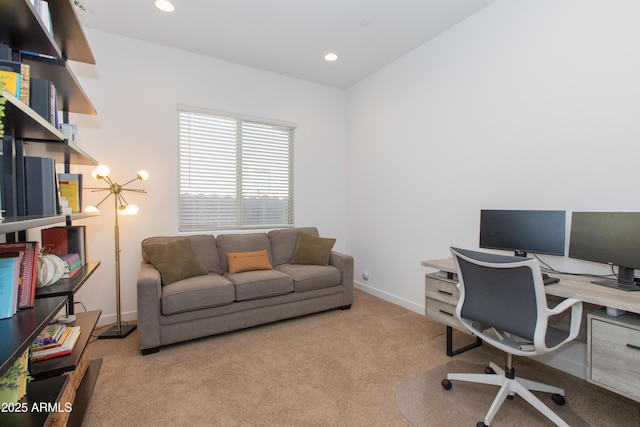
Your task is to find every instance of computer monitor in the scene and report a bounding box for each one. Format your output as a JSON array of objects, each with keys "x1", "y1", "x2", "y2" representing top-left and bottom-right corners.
[
  {"x1": 568, "y1": 212, "x2": 640, "y2": 290},
  {"x1": 479, "y1": 210, "x2": 566, "y2": 257}
]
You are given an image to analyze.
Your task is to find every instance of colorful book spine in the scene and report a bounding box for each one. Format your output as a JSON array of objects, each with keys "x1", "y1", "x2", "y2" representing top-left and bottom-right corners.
[
  {"x1": 32, "y1": 323, "x2": 66, "y2": 346},
  {"x1": 31, "y1": 326, "x2": 71, "y2": 351}
]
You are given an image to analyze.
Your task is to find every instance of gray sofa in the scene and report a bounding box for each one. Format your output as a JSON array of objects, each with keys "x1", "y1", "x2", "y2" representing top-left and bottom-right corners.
[{"x1": 137, "y1": 227, "x2": 354, "y2": 354}]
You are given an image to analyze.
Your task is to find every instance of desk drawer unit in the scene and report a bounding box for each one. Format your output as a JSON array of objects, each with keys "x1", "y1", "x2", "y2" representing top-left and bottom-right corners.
[
  {"x1": 588, "y1": 311, "x2": 640, "y2": 402},
  {"x1": 425, "y1": 273, "x2": 464, "y2": 330}
]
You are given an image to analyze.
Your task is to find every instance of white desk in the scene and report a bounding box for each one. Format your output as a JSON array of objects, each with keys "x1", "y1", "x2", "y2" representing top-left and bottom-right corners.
[
  {"x1": 421, "y1": 257, "x2": 640, "y2": 402},
  {"x1": 422, "y1": 257, "x2": 640, "y2": 313}
]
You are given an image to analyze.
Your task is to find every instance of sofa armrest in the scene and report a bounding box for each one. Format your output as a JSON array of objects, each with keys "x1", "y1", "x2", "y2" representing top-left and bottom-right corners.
[
  {"x1": 137, "y1": 262, "x2": 163, "y2": 353},
  {"x1": 329, "y1": 251, "x2": 354, "y2": 307}
]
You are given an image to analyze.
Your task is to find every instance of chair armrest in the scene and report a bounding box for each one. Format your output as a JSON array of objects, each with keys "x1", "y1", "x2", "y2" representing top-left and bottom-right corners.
[
  {"x1": 329, "y1": 251, "x2": 354, "y2": 307},
  {"x1": 137, "y1": 262, "x2": 163, "y2": 352},
  {"x1": 547, "y1": 297, "x2": 583, "y2": 343}
]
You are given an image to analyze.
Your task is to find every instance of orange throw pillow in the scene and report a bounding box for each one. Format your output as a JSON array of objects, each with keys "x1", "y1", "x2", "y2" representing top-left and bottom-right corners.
[{"x1": 227, "y1": 250, "x2": 273, "y2": 274}]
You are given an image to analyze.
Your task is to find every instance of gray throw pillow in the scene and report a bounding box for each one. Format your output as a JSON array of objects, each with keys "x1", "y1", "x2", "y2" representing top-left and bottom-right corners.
[
  {"x1": 290, "y1": 232, "x2": 336, "y2": 266},
  {"x1": 142, "y1": 238, "x2": 208, "y2": 285}
]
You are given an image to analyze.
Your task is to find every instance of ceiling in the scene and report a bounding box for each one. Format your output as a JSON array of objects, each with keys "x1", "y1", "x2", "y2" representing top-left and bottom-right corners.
[{"x1": 79, "y1": 0, "x2": 495, "y2": 89}]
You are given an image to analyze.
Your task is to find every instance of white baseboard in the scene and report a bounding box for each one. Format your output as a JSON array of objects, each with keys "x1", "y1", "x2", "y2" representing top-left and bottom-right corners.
[
  {"x1": 96, "y1": 310, "x2": 138, "y2": 327},
  {"x1": 355, "y1": 280, "x2": 424, "y2": 315}
]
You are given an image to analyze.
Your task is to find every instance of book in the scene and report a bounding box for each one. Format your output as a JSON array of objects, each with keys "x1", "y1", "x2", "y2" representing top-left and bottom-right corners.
[
  {"x1": 58, "y1": 173, "x2": 82, "y2": 213},
  {"x1": 31, "y1": 326, "x2": 81, "y2": 362},
  {"x1": 0, "y1": 241, "x2": 38, "y2": 309},
  {"x1": 0, "y1": 59, "x2": 30, "y2": 104},
  {"x1": 31, "y1": 323, "x2": 67, "y2": 346},
  {"x1": 31, "y1": 325, "x2": 71, "y2": 351},
  {"x1": 24, "y1": 156, "x2": 58, "y2": 216},
  {"x1": 59, "y1": 253, "x2": 82, "y2": 278},
  {"x1": 58, "y1": 253, "x2": 81, "y2": 267},
  {"x1": 41, "y1": 225, "x2": 87, "y2": 265},
  {"x1": 62, "y1": 263, "x2": 81, "y2": 279},
  {"x1": 35, "y1": 0, "x2": 53, "y2": 36},
  {"x1": 58, "y1": 123, "x2": 78, "y2": 145},
  {"x1": 0, "y1": 43, "x2": 11, "y2": 61},
  {"x1": 0, "y1": 254, "x2": 21, "y2": 319},
  {"x1": 29, "y1": 77, "x2": 57, "y2": 125},
  {"x1": 17, "y1": 349, "x2": 29, "y2": 401},
  {"x1": 0, "y1": 349, "x2": 30, "y2": 404}
]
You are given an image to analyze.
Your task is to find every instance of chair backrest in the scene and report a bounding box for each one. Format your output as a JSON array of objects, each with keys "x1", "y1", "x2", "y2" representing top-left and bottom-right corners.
[{"x1": 450, "y1": 247, "x2": 545, "y2": 342}]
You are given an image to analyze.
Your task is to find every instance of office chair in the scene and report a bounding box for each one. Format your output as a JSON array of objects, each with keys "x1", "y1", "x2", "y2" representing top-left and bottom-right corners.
[{"x1": 442, "y1": 247, "x2": 583, "y2": 427}]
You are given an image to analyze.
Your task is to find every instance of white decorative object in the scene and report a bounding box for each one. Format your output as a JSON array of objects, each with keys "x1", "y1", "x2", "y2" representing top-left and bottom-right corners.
[{"x1": 36, "y1": 254, "x2": 65, "y2": 287}]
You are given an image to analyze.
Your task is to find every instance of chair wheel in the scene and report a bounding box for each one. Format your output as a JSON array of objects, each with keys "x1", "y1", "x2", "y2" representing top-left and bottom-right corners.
[
  {"x1": 484, "y1": 366, "x2": 496, "y2": 374},
  {"x1": 441, "y1": 379, "x2": 452, "y2": 390},
  {"x1": 551, "y1": 393, "x2": 566, "y2": 406},
  {"x1": 477, "y1": 422, "x2": 488, "y2": 427}
]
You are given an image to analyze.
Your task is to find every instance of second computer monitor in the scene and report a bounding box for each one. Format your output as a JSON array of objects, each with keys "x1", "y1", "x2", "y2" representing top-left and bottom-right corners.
[{"x1": 569, "y1": 211, "x2": 640, "y2": 288}]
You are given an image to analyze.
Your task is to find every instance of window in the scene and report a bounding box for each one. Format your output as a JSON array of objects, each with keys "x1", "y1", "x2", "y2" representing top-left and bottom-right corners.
[{"x1": 178, "y1": 107, "x2": 295, "y2": 231}]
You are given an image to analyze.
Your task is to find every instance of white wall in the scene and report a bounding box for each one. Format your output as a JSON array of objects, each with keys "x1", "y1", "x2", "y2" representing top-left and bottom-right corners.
[
  {"x1": 60, "y1": 29, "x2": 348, "y2": 325},
  {"x1": 346, "y1": 0, "x2": 640, "y2": 312},
  {"x1": 46, "y1": 0, "x2": 640, "y2": 325}
]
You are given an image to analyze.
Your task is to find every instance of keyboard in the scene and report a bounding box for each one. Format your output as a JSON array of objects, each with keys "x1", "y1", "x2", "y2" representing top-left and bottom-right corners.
[{"x1": 541, "y1": 273, "x2": 559, "y2": 286}]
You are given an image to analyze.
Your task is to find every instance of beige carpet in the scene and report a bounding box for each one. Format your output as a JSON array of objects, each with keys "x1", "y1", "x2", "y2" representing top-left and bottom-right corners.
[
  {"x1": 395, "y1": 360, "x2": 639, "y2": 426},
  {"x1": 82, "y1": 290, "x2": 640, "y2": 426}
]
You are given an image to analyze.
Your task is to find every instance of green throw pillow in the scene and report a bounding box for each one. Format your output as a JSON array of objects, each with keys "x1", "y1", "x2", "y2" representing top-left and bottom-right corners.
[
  {"x1": 290, "y1": 232, "x2": 336, "y2": 266},
  {"x1": 143, "y1": 238, "x2": 208, "y2": 285}
]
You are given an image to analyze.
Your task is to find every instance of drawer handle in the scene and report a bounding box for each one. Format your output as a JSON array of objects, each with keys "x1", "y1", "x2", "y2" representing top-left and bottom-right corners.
[
  {"x1": 439, "y1": 309, "x2": 454, "y2": 317},
  {"x1": 438, "y1": 290, "x2": 453, "y2": 296},
  {"x1": 626, "y1": 344, "x2": 640, "y2": 351}
]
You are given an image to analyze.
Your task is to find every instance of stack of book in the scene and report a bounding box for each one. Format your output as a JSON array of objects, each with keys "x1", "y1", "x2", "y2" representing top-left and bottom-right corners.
[
  {"x1": 58, "y1": 253, "x2": 82, "y2": 279},
  {"x1": 30, "y1": 324, "x2": 81, "y2": 362}
]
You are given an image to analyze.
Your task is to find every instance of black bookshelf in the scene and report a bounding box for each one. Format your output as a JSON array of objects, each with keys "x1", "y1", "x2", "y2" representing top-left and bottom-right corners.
[
  {"x1": 0, "y1": 375, "x2": 69, "y2": 427},
  {"x1": 0, "y1": 296, "x2": 66, "y2": 378},
  {"x1": 35, "y1": 261, "x2": 101, "y2": 315},
  {"x1": 67, "y1": 358, "x2": 102, "y2": 427},
  {"x1": 0, "y1": 1, "x2": 101, "y2": 425}
]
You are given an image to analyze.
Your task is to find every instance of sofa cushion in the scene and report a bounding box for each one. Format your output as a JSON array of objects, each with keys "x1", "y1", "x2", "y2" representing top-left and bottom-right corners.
[
  {"x1": 142, "y1": 235, "x2": 223, "y2": 275},
  {"x1": 276, "y1": 264, "x2": 342, "y2": 292},
  {"x1": 161, "y1": 274, "x2": 235, "y2": 315},
  {"x1": 268, "y1": 227, "x2": 319, "y2": 266},
  {"x1": 226, "y1": 269, "x2": 293, "y2": 301},
  {"x1": 142, "y1": 238, "x2": 209, "y2": 285},
  {"x1": 216, "y1": 233, "x2": 272, "y2": 273},
  {"x1": 227, "y1": 250, "x2": 273, "y2": 274},
  {"x1": 291, "y1": 232, "x2": 336, "y2": 266}
]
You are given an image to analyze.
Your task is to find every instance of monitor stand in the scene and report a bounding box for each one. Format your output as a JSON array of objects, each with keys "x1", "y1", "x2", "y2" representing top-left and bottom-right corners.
[{"x1": 591, "y1": 279, "x2": 640, "y2": 292}]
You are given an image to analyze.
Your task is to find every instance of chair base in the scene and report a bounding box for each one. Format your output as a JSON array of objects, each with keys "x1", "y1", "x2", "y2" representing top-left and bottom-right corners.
[{"x1": 443, "y1": 361, "x2": 569, "y2": 427}]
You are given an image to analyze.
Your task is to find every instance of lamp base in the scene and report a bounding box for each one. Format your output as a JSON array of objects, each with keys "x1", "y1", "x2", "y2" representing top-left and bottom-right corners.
[
  {"x1": 98, "y1": 324, "x2": 137, "y2": 339},
  {"x1": 54, "y1": 314, "x2": 77, "y2": 324}
]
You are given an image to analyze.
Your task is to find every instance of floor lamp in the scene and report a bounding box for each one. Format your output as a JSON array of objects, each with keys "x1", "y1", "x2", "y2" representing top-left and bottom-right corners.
[{"x1": 85, "y1": 165, "x2": 149, "y2": 339}]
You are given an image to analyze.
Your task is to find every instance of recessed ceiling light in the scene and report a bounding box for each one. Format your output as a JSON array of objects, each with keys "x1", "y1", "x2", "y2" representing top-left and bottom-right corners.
[
  {"x1": 324, "y1": 53, "x2": 338, "y2": 62},
  {"x1": 155, "y1": 0, "x2": 175, "y2": 12}
]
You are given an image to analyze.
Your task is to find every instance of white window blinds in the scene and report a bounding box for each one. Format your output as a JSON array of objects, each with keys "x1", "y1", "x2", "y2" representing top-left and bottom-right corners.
[{"x1": 178, "y1": 108, "x2": 295, "y2": 231}]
